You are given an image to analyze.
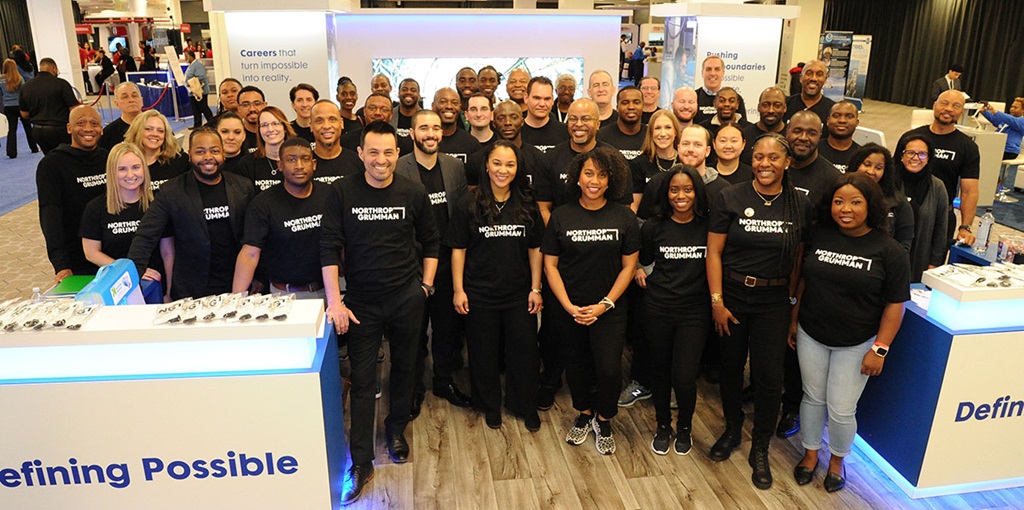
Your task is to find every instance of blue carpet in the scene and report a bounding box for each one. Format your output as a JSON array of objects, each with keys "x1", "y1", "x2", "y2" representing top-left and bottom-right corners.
[{"x1": 992, "y1": 191, "x2": 1024, "y2": 233}]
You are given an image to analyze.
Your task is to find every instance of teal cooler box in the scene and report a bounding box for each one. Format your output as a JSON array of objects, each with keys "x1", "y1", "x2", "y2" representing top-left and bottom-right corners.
[{"x1": 76, "y1": 259, "x2": 146, "y2": 305}]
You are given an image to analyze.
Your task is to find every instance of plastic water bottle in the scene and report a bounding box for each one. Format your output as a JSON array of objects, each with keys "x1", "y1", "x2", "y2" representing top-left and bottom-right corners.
[
  {"x1": 31, "y1": 287, "x2": 43, "y2": 303},
  {"x1": 973, "y1": 208, "x2": 995, "y2": 254}
]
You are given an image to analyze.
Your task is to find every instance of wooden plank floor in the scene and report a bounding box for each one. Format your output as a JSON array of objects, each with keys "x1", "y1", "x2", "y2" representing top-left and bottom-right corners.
[{"x1": 340, "y1": 347, "x2": 1024, "y2": 510}]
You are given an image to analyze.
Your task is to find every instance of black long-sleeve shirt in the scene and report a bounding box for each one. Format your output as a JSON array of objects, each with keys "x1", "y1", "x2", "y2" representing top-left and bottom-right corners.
[{"x1": 36, "y1": 144, "x2": 109, "y2": 274}]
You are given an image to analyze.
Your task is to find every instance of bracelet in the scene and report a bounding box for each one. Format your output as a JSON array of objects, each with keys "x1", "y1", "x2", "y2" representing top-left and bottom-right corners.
[
  {"x1": 531, "y1": 288, "x2": 542, "y2": 295},
  {"x1": 873, "y1": 341, "x2": 889, "y2": 348},
  {"x1": 958, "y1": 225, "x2": 972, "y2": 233},
  {"x1": 710, "y1": 292, "x2": 723, "y2": 304},
  {"x1": 599, "y1": 296, "x2": 615, "y2": 310}
]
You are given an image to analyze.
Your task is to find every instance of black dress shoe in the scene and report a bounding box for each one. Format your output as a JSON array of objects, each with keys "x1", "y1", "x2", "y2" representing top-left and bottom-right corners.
[
  {"x1": 523, "y1": 412, "x2": 541, "y2": 432},
  {"x1": 793, "y1": 460, "x2": 818, "y2": 486},
  {"x1": 385, "y1": 427, "x2": 410, "y2": 463},
  {"x1": 433, "y1": 382, "x2": 472, "y2": 408},
  {"x1": 708, "y1": 425, "x2": 742, "y2": 462},
  {"x1": 824, "y1": 467, "x2": 847, "y2": 493},
  {"x1": 410, "y1": 392, "x2": 426, "y2": 420},
  {"x1": 748, "y1": 443, "x2": 773, "y2": 490},
  {"x1": 776, "y1": 412, "x2": 800, "y2": 438},
  {"x1": 340, "y1": 462, "x2": 374, "y2": 506},
  {"x1": 485, "y1": 410, "x2": 502, "y2": 428}
]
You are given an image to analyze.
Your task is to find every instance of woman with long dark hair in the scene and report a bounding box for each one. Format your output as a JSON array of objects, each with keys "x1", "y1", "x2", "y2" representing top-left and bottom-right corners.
[
  {"x1": 714, "y1": 123, "x2": 753, "y2": 185},
  {"x1": 542, "y1": 147, "x2": 639, "y2": 455},
  {"x1": 450, "y1": 140, "x2": 544, "y2": 431},
  {"x1": 635, "y1": 164, "x2": 711, "y2": 455},
  {"x1": 894, "y1": 134, "x2": 947, "y2": 282},
  {"x1": 215, "y1": 112, "x2": 247, "y2": 175},
  {"x1": 790, "y1": 172, "x2": 910, "y2": 492},
  {"x1": 848, "y1": 143, "x2": 914, "y2": 253},
  {"x1": 706, "y1": 133, "x2": 811, "y2": 489}
]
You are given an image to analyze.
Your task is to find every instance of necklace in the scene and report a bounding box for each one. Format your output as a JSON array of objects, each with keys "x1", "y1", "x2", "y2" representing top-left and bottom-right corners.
[
  {"x1": 267, "y1": 157, "x2": 278, "y2": 176},
  {"x1": 495, "y1": 200, "x2": 507, "y2": 214},
  {"x1": 751, "y1": 181, "x2": 782, "y2": 206},
  {"x1": 656, "y1": 153, "x2": 677, "y2": 172}
]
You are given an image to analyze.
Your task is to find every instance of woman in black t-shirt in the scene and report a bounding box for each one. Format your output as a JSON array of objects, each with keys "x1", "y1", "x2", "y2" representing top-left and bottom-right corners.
[
  {"x1": 714, "y1": 123, "x2": 754, "y2": 185},
  {"x1": 80, "y1": 142, "x2": 164, "y2": 281},
  {"x1": 450, "y1": 141, "x2": 544, "y2": 432},
  {"x1": 238, "y1": 106, "x2": 296, "y2": 192},
  {"x1": 636, "y1": 165, "x2": 711, "y2": 455},
  {"x1": 336, "y1": 77, "x2": 362, "y2": 134},
  {"x1": 706, "y1": 133, "x2": 811, "y2": 489},
  {"x1": 125, "y1": 110, "x2": 188, "y2": 192},
  {"x1": 849, "y1": 143, "x2": 914, "y2": 253},
  {"x1": 541, "y1": 147, "x2": 640, "y2": 455},
  {"x1": 630, "y1": 110, "x2": 681, "y2": 199},
  {"x1": 790, "y1": 173, "x2": 910, "y2": 492},
  {"x1": 215, "y1": 112, "x2": 247, "y2": 176}
]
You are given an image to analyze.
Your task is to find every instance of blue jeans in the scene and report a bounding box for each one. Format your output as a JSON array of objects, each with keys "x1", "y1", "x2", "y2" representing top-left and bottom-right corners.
[{"x1": 796, "y1": 324, "x2": 873, "y2": 457}]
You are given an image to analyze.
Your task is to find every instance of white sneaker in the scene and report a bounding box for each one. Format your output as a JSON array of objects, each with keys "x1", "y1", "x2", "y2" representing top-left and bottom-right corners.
[
  {"x1": 592, "y1": 418, "x2": 616, "y2": 455},
  {"x1": 566, "y1": 413, "x2": 593, "y2": 445}
]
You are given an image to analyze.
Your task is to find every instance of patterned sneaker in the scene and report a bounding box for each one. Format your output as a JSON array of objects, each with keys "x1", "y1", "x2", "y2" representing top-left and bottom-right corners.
[
  {"x1": 592, "y1": 418, "x2": 616, "y2": 455},
  {"x1": 651, "y1": 424, "x2": 673, "y2": 455},
  {"x1": 565, "y1": 413, "x2": 593, "y2": 445},
  {"x1": 617, "y1": 380, "x2": 652, "y2": 407},
  {"x1": 674, "y1": 427, "x2": 692, "y2": 455}
]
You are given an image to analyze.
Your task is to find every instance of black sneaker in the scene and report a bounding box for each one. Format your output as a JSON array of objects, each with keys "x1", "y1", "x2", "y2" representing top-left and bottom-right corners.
[
  {"x1": 537, "y1": 387, "x2": 555, "y2": 411},
  {"x1": 523, "y1": 412, "x2": 541, "y2": 432},
  {"x1": 651, "y1": 424, "x2": 673, "y2": 455},
  {"x1": 674, "y1": 427, "x2": 692, "y2": 455},
  {"x1": 565, "y1": 413, "x2": 592, "y2": 445}
]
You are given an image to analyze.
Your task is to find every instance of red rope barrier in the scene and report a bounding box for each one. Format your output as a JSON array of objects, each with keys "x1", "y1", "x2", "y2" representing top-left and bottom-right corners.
[
  {"x1": 141, "y1": 85, "x2": 171, "y2": 111},
  {"x1": 86, "y1": 84, "x2": 107, "y2": 106}
]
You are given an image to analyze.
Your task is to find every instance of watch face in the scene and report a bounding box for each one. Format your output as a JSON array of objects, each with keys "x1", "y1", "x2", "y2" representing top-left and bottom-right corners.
[{"x1": 874, "y1": 346, "x2": 888, "y2": 357}]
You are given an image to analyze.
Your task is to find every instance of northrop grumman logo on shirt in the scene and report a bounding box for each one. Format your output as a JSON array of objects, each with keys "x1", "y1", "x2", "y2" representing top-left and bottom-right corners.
[
  {"x1": 204, "y1": 206, "x2": 230, "y2": 221},
  {"x1": 428, "y1": 191, "x2": 447, "y2": 206},
  {"x1": 567, "y1": 229, "x2": 618, "y2": 242},
  {"x1": 660, "y1": 246, "x2": 706, "y2": 260},
  {"x1": 283, "y1": 214, "x2": 321, "y2": 233},
  {"x1": 478, "y1": 225, "x2": 526, "y2": 238},
  {"x1": 77, "y1": 175, "x2": 107, "y2": 188},
  {"x1": 107, "y1": 220, "x2": 140, "y2": 235},
  {"x1": 814, "y1": 249, "x2": 873, "y2": 271},
  {"x1": 620, "y1": 150, "x2": 642, "y2": 161},
  {"x1": 152, "y1": 179, "x2": 168, "y2": 191},
  {"x1": 352, "y1": 207, "x2": 405, "y2": 221},
  {"x1": 934, "y1": 148, "x2": 958, "y2": 161},
  {"x1": 794, "y1": 186, "x2": 810, "y2": 196},
  {"x1": 737, "y1": 218, "x2": 791, "y2": 234},
  {"x1": 255, "y1": 180, "x2": 277, "y2": 192}
]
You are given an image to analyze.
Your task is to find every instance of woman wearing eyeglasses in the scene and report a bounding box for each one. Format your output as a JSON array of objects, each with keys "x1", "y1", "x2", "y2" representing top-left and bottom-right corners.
[
  {"x1": 895, "y1": 134, "x2": 947, "y2": 282},
  {"x1": 237, "y1": 106, "x2": 297, "y2": 192}
]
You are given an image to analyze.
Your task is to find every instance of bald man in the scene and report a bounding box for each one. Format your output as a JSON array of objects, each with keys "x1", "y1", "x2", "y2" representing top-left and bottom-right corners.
[
  {"x1": 100, "y1": 82, "x2": 143, "y2": 149},
  {"x1": 671, "y1": 87, "x2": 698, "y2": 129},
  {"x1": 433, "y1": 87, "x2": 481, "y2": 163},
  {"x1": 36, "y1": 105, "x2": 109, "y2": 282},
  {"x1": 782, "y1": 60, "x2": 835, "y2": 124},
  {"x1": 740, "y1": 87, "x2": 788, "y2": 165}
]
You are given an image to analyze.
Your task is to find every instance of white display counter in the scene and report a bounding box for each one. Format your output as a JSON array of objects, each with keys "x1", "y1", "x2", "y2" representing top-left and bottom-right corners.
[{"x1": 0, "y1": 300, "x2": 346, "y2": 509}]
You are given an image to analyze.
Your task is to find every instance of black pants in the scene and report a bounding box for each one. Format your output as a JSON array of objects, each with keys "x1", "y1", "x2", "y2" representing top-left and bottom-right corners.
[
  {"x1": 625, "y1": 282, "x2": 651, "y2": 387},
  {"x1": 465, "y1": 300, "x2": 539, "y2": 415},
  {"x1": 81, "y1": 70, "x2": 94, "y2": 94},
  {"x1": 781, "y1": 346, "x2": 803, "y2": 415},
  {"x1": 718, "y1": 288, "x2": 790, "y2": 441},
  {"x1": 95, "y1": 70, "x2": 113, "y2": 92},
  {"x1": 190, "y1": 91, "x2": 215, "y2": 129},
  {"x1": 345, "y1": 278, "x2": 425, "y2": 465},
  {"x1": 32, "y1": 125, "x2": 71, "y2": 154},
  {"x1": 538, "y1": 284, "x2": 564, "y2": 392},
  {"x1": 4, "y1": 106, "x2": 37, "y2": 157},
  {"x1": 645, "y1": 305, "x2": 709, "y2": 429},
  {"x1": 552, "y1": 306, "x2": 627, "y2": 419},
  {"x1": 415, "y1": 260, "x2": 461, "y2": 394}
]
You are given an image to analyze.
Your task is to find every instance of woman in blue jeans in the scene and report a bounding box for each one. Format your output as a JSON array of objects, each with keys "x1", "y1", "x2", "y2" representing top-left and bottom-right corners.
[{"x1": 789, "y1": 172, "x2": 910, "y2": 492}]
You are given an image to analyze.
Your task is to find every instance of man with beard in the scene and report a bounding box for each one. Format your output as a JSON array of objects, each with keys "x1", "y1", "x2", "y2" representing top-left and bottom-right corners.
[
  {"x1": 236, "y1": 86, "x2": 266, "y2": 153},
  {"x1": 671, "y1": 86, "x2": 698, "y2": 129},
  {"x1": 554, "y1": 74, "x2": 576, "y2": 124},
  {"x1": 289, "y1": 83, "x2": 319, "y2": 143},
  {"x1": 506, "y1": 68, "x2": 530, "y2": 112},
  {"x1": 598, "y1": 86, "x2": 646, "y2": 165},
  {"x1": 99, "y1": 82, "x2": 143, "y2": 149},
  {"x1": 433, "y1": 87, "x2": 481, "y2": 163},
  {"x1": 785, "y1": 110, "x2": 840, "y2": 207},
  {"x1": 465, "y1": 100, "x2": 548, "y2": 188},
  {"x1": 817, "y1": 101, "x2": 861, "y2": 172},
  {"x1": 465, "y1": 93, "x2": 495, "y2": 145},
  {"x1": 129, "y1": 128, "x2": 256, "y2": 299},
  {"x1": 342, "y1": 92, "x2": 413, "y2": 155},
  {"x1": 522, "y1": 76, "x2": 569, "y2": 153},
  {"x1": 741, "y1": 87, "x2": 788, "y2": 165},
  {"x1": 393, "y1": 78, "x2": 422, "y2": 138},
  {"x1": 899, "y1": 89, "x2": 980, "y2": 245},
  {"x1": 36, "y1": 105, "x2": 108, "y2": 281},
  {"x1": 587, "y1": 70, "x2": 618, "y2": 127},
  {"x1": 455, "y1": 67, "x2": 478, "y2": 113},
  {"x1": 310, "y1": 100, "x2": 362, "y2": 185},
  {"x1": 639, "y1": 76, "x2": 661, "y2": 125},
  {"x1": 695, "y1": 56, "x2": 748, "y2": 125},
  {"x1": 782, "y1": 60, "x2": 834, "y2": 124},
  {"x1": 396, "y1": 109, "x2": 471, "y2": 415},
  {"x1": 699, "y1": 87, "x2": 750, "y2": 139},
  {"x1": 638, "y1": 124, "x2": 728, "y2": 218}
]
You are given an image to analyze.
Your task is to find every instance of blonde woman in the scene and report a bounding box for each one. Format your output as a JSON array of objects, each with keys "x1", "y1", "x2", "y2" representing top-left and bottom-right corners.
[{"x1": 125, "y1": 110, "x2": 188, "y2": 191}]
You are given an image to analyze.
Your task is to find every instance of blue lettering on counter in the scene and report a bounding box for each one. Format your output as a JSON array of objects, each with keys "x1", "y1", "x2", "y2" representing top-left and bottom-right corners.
[{"x1": 955, "y1": 396, "x2": 1024, "y2": 422}]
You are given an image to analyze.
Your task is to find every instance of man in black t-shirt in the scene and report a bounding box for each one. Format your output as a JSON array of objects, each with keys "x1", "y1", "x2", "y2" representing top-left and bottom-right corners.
[
  {"x1": 695, "y1": 56, "x2": 748, "y2": 125},
  {"x1": 507, "y1": 68, "x2": 530, "y2": 112},
  {"x1": 783, "y1": 60, "x2": 835, "y2": 125},
  {"x1": 699, "y1": 87, "x2": 751, "y2": 140},
  {"x1": 310, "y1": 100, "x2": 361, "y2": 185},
  {"x1": 455, "y1": 67, "x2": 477, "y2": 112},
  {"x1": 597, "y1": 86, "x2": 645, "y2": 163},
  {"x1": 236, "y1": 86, "x2": 266, "y2": 154},
  {"x1": 465, "y1": 100, "x2": 548, "y2": 188},
  {"x1": 522, "y1": 76, "x2": 569, "y2": 153},
  {"x1": 396, "y1": 109, "x2": 471, "y2": 412},
  {"x1": 99, "y1": 82, "x2": 143, "y2": 149},
  {"x1": 393, "y1": 78, "x2": 421, "y2": 138},
  {"x1": 554, "y1": 74, "x2": 576, "y2": 124},
  {"x1": 639, "y1": 76, "x2": 661, "y2": 125},
  {"x1": 587, "y1": 70, "x2": 618, "y2": 127},
  {"x1": 465, "y1": 94, "x2": 495, "y2": 145},
  {"x1": 433, "y1": 87, "x2": 481, "y2": 164},
  {"x1": 671, "y1": 86, "x2": 698, "y2": 129},
  {"x1": 321, "y1": 122, "x2": 439, "y2": 505},
  {"x1": 128, "y1": 128, "x2": 256, "y2": 299},
  {"x1": 288, "y1": 83, "x2": 319, "y2": 144},
  {"x1": 817, "y1": 101, "x2": 861, "y2": 173},
  {"x1": 19, "y1": 58, "x2": 78, "y2": 153},
  {"x1": 786, "y1": 111, "x2": 841, "y2": 208},
  {"x1": 741, "y1": 87, "x2": 788, "y2": 165},
  {"x1": 341, "y1": 93, "x2": 413, "y2": 156}
]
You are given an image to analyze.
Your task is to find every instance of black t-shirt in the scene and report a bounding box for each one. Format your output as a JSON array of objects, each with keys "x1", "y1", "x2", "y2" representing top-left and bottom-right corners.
[
  {"x1": 817, "y1": 139, "x2": 861, "y2": 173},
  {"x1": 242, "y1": 130, "x2": 259, "y2": 154},
  {"x1": 637, "y1": 170, "x2": 729, "y2": 220},
  {"x1": 718, "y1": 162, "x2": 754, "y2": 185},
  {"x1": 149, "y1": 152, "x2": 190, "y2": 192},
  {"x1": 464, "y1": 142, "x2": 546, "y2": 189},
  {"x1": 342, "y1": 117, "x2": 361, "y2": 135},
  {"x1": 597, "y1": 123, "x2": 645, "y2": 162},
  {"x1": 522, "y1": 118, "x2": 570, "y2": 154},
  {"x1": 696, "y1": 88, "x2": 749, "y2": 125},
  {"x1": 19, "y1": 73, "x2": 78, "y2": 127},
  {"x1": 197, "y1": 179, "x2": 238, "y2": 295},
  {"x1": 739, "y1": 123, "x2": 781, "y2": 165},
  {"x1": 537, "y1": 141, "x2": 631, "y2": 207},
  {"x1": 641, "y1": 108, "x2": 661, "y2": 125},
  {"x1": 439, "y1": 129, "x2": 483, "y2": 164},
  {"x1": 79, "y1": 197, "x2": 155, "y2": 266},
  {"x1": 599, "y1": 110, "x2": 619, "y2": 128},
  {"x1": 798, "y1": 227, "x2": 911, "y2": 347},
  {"x1": 340, "y1": 128, "x2": 414, "y2": 156},
  {"x1": 630, "y1": 155, "x2": 678, "y2": 195},
  {"x1": 447, "y1": 193, "x2": 544, "y2": 309},
  {"x1": 899, "y1": 125, "x2": 980, "y2": 204},
  {"x1": 314, "y1": 149, "x2": 362, "y2": 185},
  {"x1": 99, "y1": 117, "x2": 131, "y2": 150},
  {"x1": 789, "y1": 155, "x2": 841, "y2": 211},
  {"x1": 290, "y1": 121, "x2": 315, "y2": 144},
  {"x1": 222, "y1": 153, "x2": 244, "y2": 176},
  {"x1": 418, "y1": 161, "x2": 450, "y2": 242},
  {"x1": 782, "y1": 94, "x2": 836, "y2": 125},
  {"x1": 639, "y1": 216, "x2": 710, "y2": 314},
  {"x1": 236, "y1": 153, "x2": 282, "y2": 192},
  {"x1": 540, "y1": 201, "x2": 640, "y2": 307},
  {"x1": 241, "y1": 182, "x2": 329, "y2": 285}
]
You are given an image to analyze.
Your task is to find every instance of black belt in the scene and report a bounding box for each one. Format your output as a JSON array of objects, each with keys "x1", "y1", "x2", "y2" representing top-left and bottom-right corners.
[
  {"x1": 726, "y1": 269, "x2": 788, "y2": 288},
  {"x1": 271, "y1": 281, "x2": 324, "y2": 293}
]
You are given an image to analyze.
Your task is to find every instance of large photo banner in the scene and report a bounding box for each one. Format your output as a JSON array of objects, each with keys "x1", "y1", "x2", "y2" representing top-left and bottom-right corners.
[
  {"x1": 846, "y1": 35, "x2": 872, "y2": 110},
  {"x1": 818, "y1": 30, "x2": 853, "y2": 103}
]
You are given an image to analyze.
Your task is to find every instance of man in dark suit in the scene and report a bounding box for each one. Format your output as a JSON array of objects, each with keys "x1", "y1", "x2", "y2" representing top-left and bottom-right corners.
[
  {"x1": 395, "y1": 109, "x2": 471, "y2": 416},
  {"x1": 929, "y1": 64, "x2": 964, "y2": 104},
  {"x1": 128, "y1": 127, "x2": 256, "y2": 299}
]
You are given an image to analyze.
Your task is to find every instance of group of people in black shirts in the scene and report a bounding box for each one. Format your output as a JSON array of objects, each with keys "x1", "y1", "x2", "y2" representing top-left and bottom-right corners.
[{"x1": 34, "y1": 56, "x2": 982, "y2": 505}]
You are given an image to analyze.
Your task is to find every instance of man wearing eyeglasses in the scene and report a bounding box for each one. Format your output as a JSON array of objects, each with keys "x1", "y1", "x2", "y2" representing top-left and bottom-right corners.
[
  {"x1": 554, "y1": 74, "x2": 577, "y2": 125},
  {"x1": 522, "y1": 76, "x2": 569, "y2": 154},
  {"x1": 341, "y1": 93, "x2": 413, "y2": 156},
  {"x1": 899, "y1": 89, "x2": 980, "y2": 246},
  {"x1": 639, "y1": 76, "x2": 661, "y2": 125},
  {"x1": 236, "y1": 86, "x2": 266, "y2": 153}
]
